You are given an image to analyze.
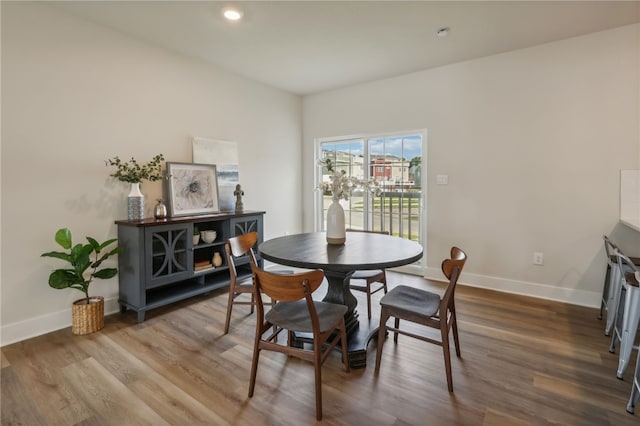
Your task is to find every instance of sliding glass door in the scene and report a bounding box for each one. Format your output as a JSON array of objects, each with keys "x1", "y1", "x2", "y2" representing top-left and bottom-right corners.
[{"x1": 316, "y1": 131, "x2": 425, "y2": 268}]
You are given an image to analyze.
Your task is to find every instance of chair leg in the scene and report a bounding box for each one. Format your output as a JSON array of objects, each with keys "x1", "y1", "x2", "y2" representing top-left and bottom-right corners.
[
  {"x1": 627, "y1": 351, "x2": 640, "y2": 413},
  {"x1": 224, "y1": 288, "x2": 236, "y2": 334},
  {"x1": 451, "y1": 309, "x2": 461, "y2": 357},
  {"x1": 314, "y1": 352, "x2": 323, "y2": 420},
  {"x1": 605, "y1": 265, "x2": 622, "y2": 336},
  {"x1": 250, "y1": 291, "x2": 255, "y2": 314},
  {"x1": 609, "y1": 286, "x2": 626, "y2": 354},
  {"x1": 441, "y1": 323, "x2": 454, "y2": 392},
  {"x1": 340, "y1": 321, "x2": 350, "y2": 372},
  {"x1": 248, "y1": 345, "x2": 261, "y2": 398},
  {"x1": 375, "y1": 309, "x2": 390, "y2": 373},
  {"x1": 366, "y1": 280, "x2": 372, "y2": 320},
  {"x1": 599, "y1": 264, "x2": 610, "y2": 320},
  {"x1": 616, "y1": 287, "x2": 640, "y2": 379},
  {"x1": 393, "y1": 318, "x2": 400, "y2": 343}
]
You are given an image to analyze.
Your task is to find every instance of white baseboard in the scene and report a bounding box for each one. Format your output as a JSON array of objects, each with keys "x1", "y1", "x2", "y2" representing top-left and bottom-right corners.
[
  {"x1": 424, "y1": 267, "x2": 600, "y2": 309},
  {"x1": 1, "y1": 297, "x2": 121, "y2": 347},
  {"x1": 2, "y1": 271, "x2": 601, "y2": 347}
]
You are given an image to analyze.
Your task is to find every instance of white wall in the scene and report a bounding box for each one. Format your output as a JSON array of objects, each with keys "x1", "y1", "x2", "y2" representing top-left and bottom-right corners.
[
  {"x1": 303, "y1": 24, "x2": 640, "y2": 306},
  {"x1": 1, "y1": 3, "x2": 302, "y2": 345}
]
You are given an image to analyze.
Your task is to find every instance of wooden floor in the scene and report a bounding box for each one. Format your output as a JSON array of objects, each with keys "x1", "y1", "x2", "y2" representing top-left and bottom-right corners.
[{"x1": 2, "y1": 271, "x2": 638, "y2": 425}]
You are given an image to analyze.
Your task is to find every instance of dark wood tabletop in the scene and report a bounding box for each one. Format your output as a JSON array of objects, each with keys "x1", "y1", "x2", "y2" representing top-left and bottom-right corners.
[{"x1": 258, "y1": 231, "x2": 423, "y2": 272}]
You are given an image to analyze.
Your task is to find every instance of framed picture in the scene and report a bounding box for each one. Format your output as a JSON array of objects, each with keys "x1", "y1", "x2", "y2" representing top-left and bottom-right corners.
[{"x1": 166, "y1": 162, "x2": 219, "y2": 216}]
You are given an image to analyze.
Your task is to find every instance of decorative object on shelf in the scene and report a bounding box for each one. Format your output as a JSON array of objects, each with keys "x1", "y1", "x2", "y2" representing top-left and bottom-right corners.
[
  {"x1": 154, "y1": 199, "x2": 167, "y2": 219},
  {"x1": 316, "y1": 158, "x2": 381, "y2": 245},
  {"x1": 193, "y1": 225, "x2": 200, "y2": 245},
  {"x1": 201, "y1": 230, "x2": 217, "y2": 243},
  {"x1": 212, "y1": 252, "x2": 223, "y2": 267},
  {"x1": 105, "y1": 153, "x2": 165, "y2": 221},
  {"x1": 41, "y1": 227, "x2": 119, "y2": 335},
  {"x1": 128, "y1": 183, "x2": 144, "y2": 221},
  {"x1": 234, "y1": 183, "x2": 244, "y2": 211},
  {"x1": 192, "y1": 137, "x2": 240, "y2": 212},
  {"x1": 166, "y1": 162, "x2": 219, "y2": 217}
]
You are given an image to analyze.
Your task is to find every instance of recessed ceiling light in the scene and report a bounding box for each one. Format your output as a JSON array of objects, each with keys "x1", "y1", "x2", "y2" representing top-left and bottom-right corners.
[
  {"x1": 436, "y1": 27, "x2": 450, "y2": 37},
  {"x1": 222, "y1": 7, "x2": 243, "y2": 22}
]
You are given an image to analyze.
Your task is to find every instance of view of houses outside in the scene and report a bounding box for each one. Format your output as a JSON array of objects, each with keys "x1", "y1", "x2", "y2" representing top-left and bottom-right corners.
[{"x1": 318, "y1": 134, "x2": 423, "y2": 242}]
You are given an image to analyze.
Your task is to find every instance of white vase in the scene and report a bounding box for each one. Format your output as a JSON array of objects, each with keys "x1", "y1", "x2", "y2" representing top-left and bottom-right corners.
[
  {"x1": 326, "y1": 198, "x2": 346, "y2": 245},
  {"x1": 128, "y1": 182, "x2": 144, "y2": 221}
]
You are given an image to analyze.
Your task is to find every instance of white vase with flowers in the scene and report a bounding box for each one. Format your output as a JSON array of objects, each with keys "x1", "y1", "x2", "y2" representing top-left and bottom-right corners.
[
  {"x1": 105, "y1": 154, "x2": 165, "y2": 221},
  {"x1": 316, "y1": 158, "x2": 381, "y2": 245}
]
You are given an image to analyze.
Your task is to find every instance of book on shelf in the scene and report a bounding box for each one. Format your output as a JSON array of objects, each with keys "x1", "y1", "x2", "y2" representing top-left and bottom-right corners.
[
  {"x1": 194, "y1": 259, "x2": 211, "y2": 268},
  {"x1": 195, "y1": 263, "x2": 213, "y2": 271}
]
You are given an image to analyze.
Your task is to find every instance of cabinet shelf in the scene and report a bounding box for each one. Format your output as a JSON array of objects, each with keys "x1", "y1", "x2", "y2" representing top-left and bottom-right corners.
[
  {"x1": 194, "y1": 265, "x2": 229, "y2": 275},
  {"x1": 193, "y1": 241, "x2": 225, "y2": 250},
  {"x1": 116, "y1": 211, "x2": 265, "y2": 322}
]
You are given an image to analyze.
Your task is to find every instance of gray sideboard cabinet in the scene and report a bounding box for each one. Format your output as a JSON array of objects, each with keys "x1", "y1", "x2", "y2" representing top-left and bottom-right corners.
[{"x1": 115, "y1": 210, "x2": 265, "y2": 322}]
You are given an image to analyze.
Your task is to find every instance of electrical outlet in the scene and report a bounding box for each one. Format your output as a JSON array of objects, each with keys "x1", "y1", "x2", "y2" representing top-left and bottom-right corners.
[{"x1": 533, "y1": 252, "x2": 544, "y2": 265}]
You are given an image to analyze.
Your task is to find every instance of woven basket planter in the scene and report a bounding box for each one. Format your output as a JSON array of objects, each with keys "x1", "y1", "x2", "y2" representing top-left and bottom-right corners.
[{"x1": 71, "y1": 296, "x2": 104, "y2": 335}]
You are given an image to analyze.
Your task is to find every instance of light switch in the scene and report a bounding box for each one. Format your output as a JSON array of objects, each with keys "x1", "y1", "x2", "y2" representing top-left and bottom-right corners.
[{"x1": 436, "y1": 174, "x2": 449, "y2": 185}]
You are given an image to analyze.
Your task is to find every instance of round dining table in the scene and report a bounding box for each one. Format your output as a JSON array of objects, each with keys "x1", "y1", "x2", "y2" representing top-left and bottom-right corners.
[{"x1": 258, "y1": 231, "x2": 423, "y2": 368}]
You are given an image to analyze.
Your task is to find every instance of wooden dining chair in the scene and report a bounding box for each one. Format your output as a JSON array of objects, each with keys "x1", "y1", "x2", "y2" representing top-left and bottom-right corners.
[
  {"x1": 248, "y1": 264, "x2": 350, "y2": 421},
  {"x1": 223, "y1": 231, "x2": 265, "y2": 334},
  {"x1": 375, "y1": 247, "x2": 467, "y2": 392},
  {"x1": 346, "y1": 229, "x2": 389, "y2": 319}
]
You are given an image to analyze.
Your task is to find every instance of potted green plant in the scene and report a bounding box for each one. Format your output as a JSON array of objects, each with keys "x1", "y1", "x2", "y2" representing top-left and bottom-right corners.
[
  {"x1": 41, "y1": 228, "x2": 120, "y2": 335},
  {"x1": 193, "y1": 225, "x2": 200, "y2": 245},
  {"x1": 105, "y1": 153, "x2": 164, "y2": 221}
]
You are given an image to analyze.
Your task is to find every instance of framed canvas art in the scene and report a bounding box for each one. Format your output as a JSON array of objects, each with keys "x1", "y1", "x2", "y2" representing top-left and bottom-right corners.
[
  {"x1": 192, "y1": 137, "x2": 239, "y2": 212},
  {"x1": 166, "y1": 162, "x2": 219, "y2": 216}
]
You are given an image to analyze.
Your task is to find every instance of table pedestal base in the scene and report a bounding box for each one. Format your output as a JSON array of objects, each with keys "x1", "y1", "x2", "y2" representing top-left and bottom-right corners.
[
  {"x1": 293, "y1": 269, "x2": 381, "y2": 369},
  {"x1": 342, "y1": 311, "x2": 381, "y2": 369},
  {"x1": 292, "y1": 307, "x2": 379, "y2": 369}
]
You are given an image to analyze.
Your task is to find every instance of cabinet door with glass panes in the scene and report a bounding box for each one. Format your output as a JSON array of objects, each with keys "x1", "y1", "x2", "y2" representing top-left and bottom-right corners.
[{"x1": 145, "y1": 223, "x2": 192, "y2": 288}]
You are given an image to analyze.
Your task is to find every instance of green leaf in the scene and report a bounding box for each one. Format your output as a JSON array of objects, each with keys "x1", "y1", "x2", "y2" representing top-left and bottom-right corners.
[
  {"x1": 54, "y1": 228, "x2": 72, "y2": 249},
  {"x1": 71, "y1": 245, "x2": 91, "y2": 275},
  {"x1": 41, "y1": 251, "x2": 72, "y2": 262},
  {"x1": 94, "y1": 247, "x2": 119, "y2": 265},
  {"x1": 86, "y1": 237, "x2": 99, "y2": 251},
  {"x1": 94, "y1": 268, "x2": 118, "y2": 280},
  {"x1": 97, "y1": 238, "x2": 118, "y2": 252},
  {"x1": 49, "y1": 269, "x2": 79, "y2": 289}
]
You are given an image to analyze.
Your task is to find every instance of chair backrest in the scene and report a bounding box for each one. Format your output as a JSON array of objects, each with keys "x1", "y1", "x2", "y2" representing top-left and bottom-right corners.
[
  {"x1": 450, "y1": 246, "x2": 467, "y2": 262},
  {"x1": 440, "y1": 247, "x2": 467, "y2": 313},
  {"x1": 603, "y1": 235, "x2": 619, "y2": 259},
  {"x1": 251, "y1": 264, "x2": 326, "y2": 334},
  {"x1": 225, "y1": 232, "x2": 259, "y2": 283},
  {"x1": 251, "y1": 264, "x2": 324, "y2": 302},
  {"x1": 616, "y1": 252, "x2": 640, "y2": 284}
]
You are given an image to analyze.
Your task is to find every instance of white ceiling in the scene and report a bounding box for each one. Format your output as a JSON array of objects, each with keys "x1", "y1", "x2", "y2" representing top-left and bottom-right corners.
[{"x1": 53, "y1": 1, "x2": 640, "y2": 95}]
